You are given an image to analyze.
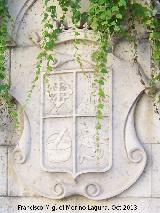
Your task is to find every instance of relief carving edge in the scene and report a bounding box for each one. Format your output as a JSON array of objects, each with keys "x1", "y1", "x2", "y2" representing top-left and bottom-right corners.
[
  {"x1": 8, "y1": 0, "x2": 33, "y2": 164},
  {"x1": 12, "y1": 0, "x2": 37, "y2": 43},
  {"x1": 12, "y1": 0, "x2": 92, "y2": 46},
  {"x1": 124, "y1": 90, "x2": 147, "y2": 164},
  {"x1": 12, "y1": 110, "x2": 31, "y2": 164}
]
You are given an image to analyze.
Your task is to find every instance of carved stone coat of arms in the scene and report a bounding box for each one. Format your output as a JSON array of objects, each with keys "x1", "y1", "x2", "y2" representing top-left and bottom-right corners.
[{"x1": 10, "y1": 0, "x2": 147, "y2": 200}]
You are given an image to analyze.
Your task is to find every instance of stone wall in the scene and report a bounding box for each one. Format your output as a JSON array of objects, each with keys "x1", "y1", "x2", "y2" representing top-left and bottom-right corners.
[{"x1": 0, "y1": 0, "x2": 160, "y2": 212}]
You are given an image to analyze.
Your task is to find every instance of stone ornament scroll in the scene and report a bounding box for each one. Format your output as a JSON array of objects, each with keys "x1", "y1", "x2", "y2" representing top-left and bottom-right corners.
[{"x1": 10, "y1": 0, "x2": 147, "y2": 200}]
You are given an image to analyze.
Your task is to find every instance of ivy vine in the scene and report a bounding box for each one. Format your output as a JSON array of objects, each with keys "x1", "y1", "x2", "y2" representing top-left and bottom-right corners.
[
  {"x1": 0, "y1": 0, "x2": 10, "y2": 103},
  {"x1": 28, "y1": 0, "x2": 160, "y2": 146},
  {"x1": 0, "y1": 0, "x2": 18, "y2": 127},
  {"x1": 1, "y1": 0, "x2": 160, "y2": 142}
]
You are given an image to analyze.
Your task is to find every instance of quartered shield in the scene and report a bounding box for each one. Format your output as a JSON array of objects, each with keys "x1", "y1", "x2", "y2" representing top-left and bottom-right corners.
[{"x1": 11, "y1": 0, "x2": 147, "y2": 200}]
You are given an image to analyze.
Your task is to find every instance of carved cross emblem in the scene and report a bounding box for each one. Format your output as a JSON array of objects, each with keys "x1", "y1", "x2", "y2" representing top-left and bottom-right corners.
[{"x1": 48, "y1": 77, "x2": 72, "y2": 110}]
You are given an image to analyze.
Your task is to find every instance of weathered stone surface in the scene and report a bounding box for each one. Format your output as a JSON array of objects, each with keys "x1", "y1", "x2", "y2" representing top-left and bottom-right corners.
[
  {"x1": 10, "y1": 46, "x2": 41, "y2": 117},
  {"x1": 11, "y1": 0, "x2": 43, "y2": 46},
  {"x1": 0, "y1": 100, "x2": 11, "y2": 145},
  {"x1": 120, "y1": 144, "x2": 151, "y2": 197},
  {"x1": 8, "y1": 0, "x2": 28, "y2": 22},
  {"x1": 0, "y1": 147, "x2": 7, "y2": 195},
  {"x1": 152, "y1": 144, "x2": 160, "y2": 197},
  {"x1": 114, "y1": 40, "x2": 150, "y2": 75},
  {"x1": 136, "y1": 95, "x2": 160, "y2": 144},
  {"x1": 8, "y1": 147, "x2": 38, "y2": 197},
  {"x1": 0, "y1": 50, "x2": 14, "y2": 146},
  {"x1": 10, "y1": 0, "x2": 90, "y2": 46}
]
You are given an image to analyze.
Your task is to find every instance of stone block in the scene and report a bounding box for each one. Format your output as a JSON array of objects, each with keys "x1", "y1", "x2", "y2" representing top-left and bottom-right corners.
[
  {"x1": 0, "y1": 147, "x2": 7, "y2": 195},
  {"x1": 8, "y1": 147, "x2": 37, "y2": 197},
  {"x1": 152, "y1": 144, "x2": 160, "y2": 197}
]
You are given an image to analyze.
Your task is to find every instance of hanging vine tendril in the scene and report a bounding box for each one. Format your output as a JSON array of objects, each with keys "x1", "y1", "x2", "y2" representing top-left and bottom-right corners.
[
  {"x1": 27, "y1": 0, "x2": 160, "y2": 144},
  {"x1": 1, "y1": 0, "x2": 160, "y2": 139},
  {"x1": 0, "y1": 0, "x2": 18, "y2": 127},
  {"x1": 0, "y1": 0, "x2": 10, "y2": 104}
]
